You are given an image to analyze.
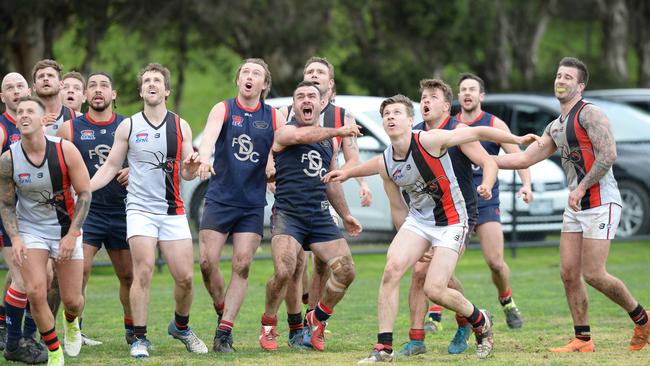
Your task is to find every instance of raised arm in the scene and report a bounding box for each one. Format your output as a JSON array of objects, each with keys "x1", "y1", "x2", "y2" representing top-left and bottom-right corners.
[
  {"x1": 272, "y1": 123, "x2": 361, "y2": 151},
  {"x1": 493, "y1": 118, "x2": 533, "y2": 202},
  {"x1": 494, "y1": 132, "x2": 557, "y2": 170},
  {"x1": 420, "y1": 125, "x2": 540, "y2": 156},
  {"x1": 322, "y1": 155, "x2": 382, "y2": 183},
  {"x1": 90, "y1": 118, "x2": 130, "y2": 192},
  {"x1": 195, "y1": 101, "x2": 226, "y2": 180},
  {"x1": 56, "y1": 119, "x2": 73, "y2": 141},
  {"x1": 379, "y1": 158, "x2": 408, "y2": 230},
  {"x1": 456, "y1": 125, "x2": 496, "y2": 199},
  {"x1": 58, "y1": 140, "x2": 92, "y2": 261}
]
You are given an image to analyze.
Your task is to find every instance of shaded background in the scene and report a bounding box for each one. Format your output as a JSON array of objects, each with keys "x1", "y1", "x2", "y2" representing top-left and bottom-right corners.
[{"x1": 1, "y1": 0, "x2": 649, "y2": 131}]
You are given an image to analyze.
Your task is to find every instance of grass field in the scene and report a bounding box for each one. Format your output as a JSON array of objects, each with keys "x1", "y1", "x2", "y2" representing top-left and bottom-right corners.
[{"x1": 2, "y1": 241, "x2": 649, "y2": 365}]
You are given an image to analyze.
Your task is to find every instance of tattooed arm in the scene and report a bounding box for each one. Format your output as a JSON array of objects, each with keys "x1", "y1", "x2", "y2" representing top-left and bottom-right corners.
[
  {"x1": 58, "y1": 140, "x2": 92, "y2": 261},
  {"x1": 0, "y1": 150, "x2": 26, "y2": 266},
  {"x1": 568, "y1": 104, "x2": 617, "y2": 210},
  {"x1": 339, "y1": 111, "x2": 373, "y2": 206}
]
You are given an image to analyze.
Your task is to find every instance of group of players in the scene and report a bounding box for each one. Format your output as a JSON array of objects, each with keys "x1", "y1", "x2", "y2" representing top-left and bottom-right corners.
[{"x1": 0, "y1": 54, "x2": 647, "y2": 366}]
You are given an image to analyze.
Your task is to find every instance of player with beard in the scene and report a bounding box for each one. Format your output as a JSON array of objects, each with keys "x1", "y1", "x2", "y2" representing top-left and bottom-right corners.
[
  {"x1": 495, "y1": 57, "x2": 650, "y2": 353},
  {"x1": 90, "y1": 63, "x2": 207, "y2": 358},
  {"x1": 279, "y1": 57, "x2": 372, "y2": 347},
  {"x1": 0, "y1": 96, "x2": 91, "y2": 366},
  {"x1": 259, "y1": 80, "x2": 361, "y2": 352},
  {"x1": 323, "y1": 95, "x2": 541, "y2": 362},
  {"x1": 455, "y1": 73, "x2": 530, "y2": 331},
  {"x1": 194, "y1": 58, "x2": 282, "y2": 353},
  {"x1": 57, "y1": 72, "x2": 133, "y2": 346},
  {"x1": 60, "y1": 72, "x2": 86, "y2": 113},
  {"x1": 0, "y1": 73, "x2": 47, "y2": 363},
  {"x1": 32, "y1": 60, "x2": 80, "y2": 136}
]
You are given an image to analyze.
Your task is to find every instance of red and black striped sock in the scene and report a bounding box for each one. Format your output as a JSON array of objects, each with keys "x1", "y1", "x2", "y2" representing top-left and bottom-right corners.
[
  {"x1": 4, "y1": 287, "x2": 27, "y2": 351},
  {"x1": 0, "y1": 303, "x2": 6, "y2": 325},
  {"x1": 133, "y1": 325, "x2": 147, "y2": 339},
  {"x1": 64, "y1": 310, "x2": 76, "y2": 323},
  {"x1": 314, "y1": 302, "x2": 333, "y2": 322},
  {"x1": 574, "y1": 325, "x2": 591, "y2": 341},
  {"x1": 213, "y1": 302, "x2": 224, "y2": 318},
  {"x1": 217, "y1": 320, "x2": 234, "y2": 336},
  {"x1": 175, "y1": 312, "x2": 189, "y2": 331},
  {"x1": 287, "y1": 312, "x2": 303, "y2": 338},
  {"x1": 377, "y1": 332, "x2": 393, "y2": 352},
  {"x1": 499, "y1": 288, "x2": 513, "y2": 306},
  {"x1": 465, "y1": 305, "x2": 485, "y2": 332},
  {"x1": 124, "y1": 317, "x2": 134, "y2": 331},
  {"x1": 41, "y1": 328, "x2": 60, "y2": 352},
  {"x1": 455, "y1": 313, "x2": 470, "y2": 327},
  {"x1": 408, "y1": 328, "x2": 425, "y2": 341},
  {"x1": 629, "y1": 304, "x2": 648, "y2": 326},
  {"x1": 428, "y1": 304, "x2": 443, "y2": 322},
  {"x1": 261, "y1": 314, "x2": 277, "y2": 326}
]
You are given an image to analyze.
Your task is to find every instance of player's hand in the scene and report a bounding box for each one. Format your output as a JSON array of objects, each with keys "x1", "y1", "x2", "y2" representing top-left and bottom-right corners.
[
  {"x1": 116, "y1": 168, "x2": 129, "y2": 186},
  {"x1": 196, "y1": 157, "x2": 216, "y2": 181},
  {"x1": 57, "y1": 232, "x2": 77, "y2": 262},
  {"x1": 517, "y1": 184, "x2": 534, "y2": 203},
  {"x1": 342, "y1": 214, "x2": 363, "y2": 237},
  {"x1": 183, "y1": 151, "x2": 202, "y2": 177},
  {"x1": 568, "y1": 186, "x2": 585, "y2": 211},
  {"x1": 266, "y1": 167, "x2": 276, "y2": 183},
  {"x1": 477, "y1": 184, "x2": 492, "y2": 200},
  {"x1": 43, "y1": 113, "x2": 58, "y2": 127},
  {"x1": 517, "y1": 133, "x2": 543, "y2": 146},
  {"x1": 418, "y1": 249, "x2": 434, "y2": 263},
  {"x1": 11, "y1": 237, "x2": 26, "y2": 267},
  {"x1": 322, "y1": 169, "x2": 350, "y2": 183},
  {"x1": 359, "y1": 184, "x2": 373, "y2": 207},
  {"x1": 338, "y1": 124, "x2": 362, "y2": 138},
  {"x1": 267, "y1": 182, "x2": 276, "y2": 194}
]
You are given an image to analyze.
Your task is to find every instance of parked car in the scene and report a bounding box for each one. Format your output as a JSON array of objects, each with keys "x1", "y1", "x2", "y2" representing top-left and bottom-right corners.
[
  {"x1": 182, "y1": 95, "x2": 568, "y2": 240},
  {"x1": 453, "y1": 94, "x2": 650, "y2": 238},
  {"x1": 585, "y1": 89, "x2": 650, "y2": 114}
]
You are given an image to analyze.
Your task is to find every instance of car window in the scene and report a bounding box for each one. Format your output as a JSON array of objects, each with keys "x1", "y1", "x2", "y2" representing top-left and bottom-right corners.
[
  {"x1": 627, "y1": 101, "x2": 650, "y2": 114},
  {"x1": 511, "y1": 104, "x2": 556, "y2": 135},
  {"x1": 482, "y1": 103, "x2": 509, "y2": 122},
  {"x1": 596, "y1": 100, "x2": 650, "y2": 141}
]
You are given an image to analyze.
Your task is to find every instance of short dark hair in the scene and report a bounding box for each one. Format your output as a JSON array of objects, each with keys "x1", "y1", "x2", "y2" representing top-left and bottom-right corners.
[
  {"x1": 559, "y1": 57, "x2": 589, "y2": 86},
  {"x1": 294, "y1": 80, "x2": 322, "y2": 98},
  {"x1": 32, "y1": 59, "x2": 63, "y2": 83},
  {"x1": 87, "y1": 72, "x2": 114, "y2": 88},
  {"x1": 458, "y1": 72, "x2": 485, "y2": 93},
  {"x1": 303, "y1": 56, "x2": 335, "y2": 79},
  {"x1": 380, "y1": 94, "x2": 415, "y2": 117},
  {"x1": 234, "y1": 58, "x2": 272, "y2": 100},
  {"x1": 18, "y1": 95, "x2": 45, "y2": 112},
  {"x1": 420, "y1": 78, "x2": 453, "y2": 104},
  {"x1": 62, "y1": 71, "x2": 86, "y2": 89},
  {"x1": 138, "y1": 63, "x2": 171, "y2": 91}
]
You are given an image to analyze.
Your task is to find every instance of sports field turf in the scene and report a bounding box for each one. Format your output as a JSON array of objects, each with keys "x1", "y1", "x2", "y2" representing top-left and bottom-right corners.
[{"x1": 2, "y1": 240, "x2": 649, "y2": 365}]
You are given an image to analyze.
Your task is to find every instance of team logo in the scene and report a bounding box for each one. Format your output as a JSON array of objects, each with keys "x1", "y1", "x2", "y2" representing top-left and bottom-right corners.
[
  {"x1": 232, "y1": 115, "x2": 243, "y2": 127},
  {"x1": 80, "y1": 130, "x2": 95, "y2": 140},
  {"x1": 232, "y1": 134, "x2": 259, "y2": 163},
  {"x1": 139, "y1": 150, "x2": 176, "y2": 177},
  {"x1": 392, "y1": 168, "x2": 404, "y2": 181},
  {"x1": 88, "y1": 144, "x2": 111, "y2": 169},
  {"x1": 9, "y1": 134, "x2": 20, "y2": 143},
  {"x1": 559, "y1": 146, "x2": 593, "y2": 176},
  {"x1": 244, "y1": 112, "x2": 252, "y2": 117},
  {"x1": 253, "y1": 120, "x2": 269, "y2": 129},
  {"x1": 36, "y1": 190, "x2": 70, "y2": 215},
  {"x1": 18, "y1": 173, "x2": 31, "y2": 184},
  {"x1": 301, "y1": 150, "x2": 327, "y2": 178},
  {"x1": 135, "y1": 132, "x2": 149, "y2": 143}
]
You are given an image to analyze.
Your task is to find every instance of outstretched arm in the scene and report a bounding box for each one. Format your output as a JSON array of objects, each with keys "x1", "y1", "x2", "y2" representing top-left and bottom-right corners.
[
  {"x1": 493, "y1": 119, "x2": 533, "y2": 203},
  {"x1": 494, "y1": 133, "x2": 557, "y2": 170},
  {"x1": 338, "y1": 112, "x2": 373, "y2": 207},
  {"x1": 322, "y1": 155, "x2": 382, "y2": 183},
  {"x1": 90, "y1": 118, "x2": 130, "y2": 192},
  {"x1": 420, "y1": 126, "x2": 541, "y2": 156},
  {"x1": 272, "y1": 123, "x2": 361, "y2": 151}
]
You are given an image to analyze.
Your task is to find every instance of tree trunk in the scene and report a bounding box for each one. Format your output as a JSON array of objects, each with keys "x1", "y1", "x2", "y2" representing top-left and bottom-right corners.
[
  {"x1": 483, "y1": 0, "x2": 511, "y2": 91},
  {"x1": 599, "y1": 0, "x2": 629, "y2": 83},
  {"x1": 628, "y1": 0, "x2": 650, "y2": 86}
]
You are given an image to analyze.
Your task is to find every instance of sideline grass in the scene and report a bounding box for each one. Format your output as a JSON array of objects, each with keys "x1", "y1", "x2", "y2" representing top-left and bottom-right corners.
[{"x1": 2, "y1": 241, "x2": 649, "y2": 365}]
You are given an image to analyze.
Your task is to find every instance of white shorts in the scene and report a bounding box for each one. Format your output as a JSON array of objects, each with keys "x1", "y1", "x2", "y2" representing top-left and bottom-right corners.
[
  {"x1": 401, "y1": 216, "x2": 468, "y2": 253},
  {"x1": 21, "y1": 233, "x2": 84, "y2": 260},
  {"x1": 126, "y1": 210, "x2": 192, "y2": 241},
  {"x1": 562, "y1": 203, "x2": 621, "y2": 240}
]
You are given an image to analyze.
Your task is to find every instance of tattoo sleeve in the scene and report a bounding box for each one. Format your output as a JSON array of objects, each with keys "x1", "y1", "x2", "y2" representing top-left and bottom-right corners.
[
  {"x1": 0, "y1": 152, "x2": 19, "y2": 239},
  {"x1": 70, "y1": 191, "x2": 91, "y2": 232},
  {"x1": 578, "y1": 105, "x2": 617, "y2": 190}
]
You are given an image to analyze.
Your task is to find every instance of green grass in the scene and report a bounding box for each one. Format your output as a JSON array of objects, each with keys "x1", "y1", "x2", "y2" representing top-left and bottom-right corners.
[{"x1": 3, "y1": 241, "x2": 649, "y2": 365}]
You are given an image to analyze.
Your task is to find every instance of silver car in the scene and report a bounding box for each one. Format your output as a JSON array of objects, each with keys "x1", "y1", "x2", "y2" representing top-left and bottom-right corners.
[{"x1": 181, "y1": 96, "x2": 568, "y2": 239}]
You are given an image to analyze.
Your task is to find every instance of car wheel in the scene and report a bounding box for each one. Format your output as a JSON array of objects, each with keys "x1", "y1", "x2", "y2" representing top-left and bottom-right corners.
[
  {"x1": 617, "y1": 180, "x2": 650, "y2": 237},
  {"x1": 190, "y1": 182, "x2": 208, "y2": 230}
]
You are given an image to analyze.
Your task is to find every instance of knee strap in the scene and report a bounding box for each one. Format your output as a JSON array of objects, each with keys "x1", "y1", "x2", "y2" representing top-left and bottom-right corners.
[{"x1": 325, "y1": 255, "x2": 354, "y2": 293}]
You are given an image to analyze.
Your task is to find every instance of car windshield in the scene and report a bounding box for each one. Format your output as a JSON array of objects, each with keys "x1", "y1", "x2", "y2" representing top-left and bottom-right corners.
[{"x1": 596, "y1": 100, "x2": 650, "y2": 142}]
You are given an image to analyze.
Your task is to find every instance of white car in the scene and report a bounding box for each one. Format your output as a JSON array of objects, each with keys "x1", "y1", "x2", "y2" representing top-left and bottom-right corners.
[{"x1": 182, "y1": 95, "x2": 568, "y2": 239}]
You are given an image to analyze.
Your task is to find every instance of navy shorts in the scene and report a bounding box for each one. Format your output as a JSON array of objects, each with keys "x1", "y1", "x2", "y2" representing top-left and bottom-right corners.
[
  {"x1": 0, "y1": 226, "x2": 11, "y2": 248},
  {"x1": 83, "y1": 207, "x2": 129, "y2": 250},
  {"x1": 200, "y1": 198, "x2": 264, "y2": 237},
  {"x1": 271, "y1": 208, "x2": 342, "y2": 251},
  {"x1": 477, "y1": 204, "x2": 501, "y2": 226}
]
